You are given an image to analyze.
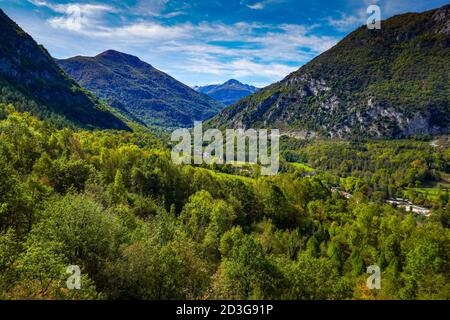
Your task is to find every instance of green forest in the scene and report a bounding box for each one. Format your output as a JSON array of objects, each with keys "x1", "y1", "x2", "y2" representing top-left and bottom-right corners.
[{"x1": 0, "y1": 103, "x2": 449, "y2": 300}]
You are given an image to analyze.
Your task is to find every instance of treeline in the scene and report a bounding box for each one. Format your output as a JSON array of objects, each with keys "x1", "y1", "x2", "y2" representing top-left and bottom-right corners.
[{"x1": 0, "y1": 104, "x2": 449, "y2": 300}]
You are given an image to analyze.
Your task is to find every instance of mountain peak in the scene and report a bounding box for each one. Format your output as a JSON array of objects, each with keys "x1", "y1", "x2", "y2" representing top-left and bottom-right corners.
[
  {"x1": 57, "y1": 51, "x2": 224, "y2": 128},
  {"x1": 95, "y1": 50, "x2": 148, "y2": 67},
  {"x1": 0, "y1": 10, "x2": 129, "y2": 131},
  {"x1": 210, "y1": 5, "x2": 450, "y2": 138},
  {"x1": 96, "y1": 49, "x2": 128, "y2": 58},
  {"x1": 195, "y1": 80, "x2": 260, "y2": 106},
  {"x1": 224, "y1": 79, "x2": 242, "y2": 85}
]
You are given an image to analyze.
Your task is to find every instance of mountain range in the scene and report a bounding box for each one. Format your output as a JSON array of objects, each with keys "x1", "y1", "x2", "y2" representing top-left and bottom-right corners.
[
  {"x1": 1, "y1": 5, "x2": 449, "y2": 138},
  {"x1": 194, "y1": 79, "x2": 259, "y2": 106},
  {"x1": 57, "y1": 51, "x2": 225, "y2": 128},
  {"x1": 0, "y1": 9, "x2": 128, "y2": 131},
  {"x1": 210, "y1": 5, "x2": 450, "y2": 138}
]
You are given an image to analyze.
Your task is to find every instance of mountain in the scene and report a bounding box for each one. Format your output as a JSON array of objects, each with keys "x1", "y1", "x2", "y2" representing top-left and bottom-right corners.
[
  {"x1": 0, "y1": 9, "x2": 129, "y2": 131},
  {"x1": 57, "y1": 50, "x2": 225, "y2": 128},
  {"x1": 210, "y1": 5, "x2": 450, "y2": 138},
  {"x1": 194, "y1": 79, "x2": 259, "y2": 106}
]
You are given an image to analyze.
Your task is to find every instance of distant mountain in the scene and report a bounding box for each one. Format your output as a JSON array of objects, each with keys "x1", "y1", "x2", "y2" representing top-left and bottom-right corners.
[
  {"x1": 210, "y1": 5, "x2": 450, "y2": 138},
  {"x1": 0, "y1": 9, "x2": 129, "y2": 131},
  {"x1": 57, "y1": 50, "x2": 225, "y2": 128},
  {"x1": 194, "y1": 79, "x2": 260, "y2": 106}
]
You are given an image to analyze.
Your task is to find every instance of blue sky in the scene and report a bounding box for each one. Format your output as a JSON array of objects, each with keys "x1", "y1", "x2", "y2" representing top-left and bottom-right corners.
[{"x1": 1, "y1": 0, "x2": 448, "y2": 87}]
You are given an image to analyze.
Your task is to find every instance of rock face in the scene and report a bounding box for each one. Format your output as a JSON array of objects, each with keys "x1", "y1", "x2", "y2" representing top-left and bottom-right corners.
[
  {"x1": 0, "y1": 9, "x2": 129, "y2": 131},
  {"x1": 194, "y1": 79, "x2": 260, "y2": 106},
  {"x1": 210, "y1": 5, "x2": 450, "y2": 138},
  {"x1": 57, "y1": 50, "x2": 225, "y2": 128}
]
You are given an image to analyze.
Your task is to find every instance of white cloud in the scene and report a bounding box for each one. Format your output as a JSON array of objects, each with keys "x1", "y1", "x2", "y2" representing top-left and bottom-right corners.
[
  {"x1": 181, "y1": 57, "x2": 297, "y2": 79},
  {"x1": 247, "y1": 2, "x2": 265, "y2": 10},
  {"x1": 131, "y1": 0, "x2": 187, "y2": 18},
  {"x1": 326, "y1": 0, "x2": 425, "y2": 32},
  {"x1": 97, "y1": 22, "x2": 193, "y2": 40},
  {"x1": 327, "y1": 13, "x2": 364, "y2": 31},
  {"x1": 27, "y1": 0, "x2": 339, "y2": 86},
  {"x1": 134, "y1": 0, "x2": 169, "y2": 15},
  {"x1": 30, "y1": 1, "x2": 116, "y2": 31},
  {"x1": 242, "y1": 0, "x2": 286, "y2": 11}
]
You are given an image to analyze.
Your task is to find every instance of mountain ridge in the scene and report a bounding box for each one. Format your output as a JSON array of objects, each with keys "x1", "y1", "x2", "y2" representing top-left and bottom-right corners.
[
  {"x1": 194, "y1": 79, "x2": 260, "y2": 106},
  {"x1": 57, "y1": 50, "x2": 225, "y2": 128},
  {"x1": 210, "y1": 5, "x2": 450, "y2": 138},
  {"x1": 0, "y1": 9, "x2": 129, "y2": 131}
]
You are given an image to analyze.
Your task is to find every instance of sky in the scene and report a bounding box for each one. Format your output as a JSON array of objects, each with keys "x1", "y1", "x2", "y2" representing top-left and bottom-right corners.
[{"x1": 0, "y1": 0, "x2": 448, "y2": 87}]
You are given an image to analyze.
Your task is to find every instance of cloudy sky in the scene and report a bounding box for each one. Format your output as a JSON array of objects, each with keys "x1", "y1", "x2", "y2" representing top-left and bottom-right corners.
[{"x1": 1, "y1": 0, "x2": 448, "y2": 87}]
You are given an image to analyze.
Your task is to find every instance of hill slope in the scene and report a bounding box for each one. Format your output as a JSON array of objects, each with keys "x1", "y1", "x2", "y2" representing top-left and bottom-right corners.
[
  {"x1": 0, "y1": 9, "x2": 129, "y2": 130},
  {"x1": 211, "y1": 5, "x2": 450, "y2": 138},
  {"x1": 57, "y1": 50, "x2": 225, "y2": 128},
  {"x1": 194, "y1": 79, "x2": 259, "y2": 106}
]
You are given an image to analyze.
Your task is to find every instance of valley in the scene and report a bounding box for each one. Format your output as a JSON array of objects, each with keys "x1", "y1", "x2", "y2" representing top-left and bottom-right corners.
[{"x1": 0, "y1": 3, "x2": 448, "y2": 302}]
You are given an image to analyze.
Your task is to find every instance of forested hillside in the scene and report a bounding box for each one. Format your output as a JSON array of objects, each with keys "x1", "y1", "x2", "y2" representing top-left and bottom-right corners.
[
  {"x1": 57, "y1": 50, "x2": 225, "y2": 128},
  {"x1": 0, "y1": 103, "x2": 448, "y2": 300},
  {"x1": 211, "y1": 5, "x2": 450, "y2": 138},
  {"x1": 0, "y1": 10, "x2": 129, "y2": 131}
]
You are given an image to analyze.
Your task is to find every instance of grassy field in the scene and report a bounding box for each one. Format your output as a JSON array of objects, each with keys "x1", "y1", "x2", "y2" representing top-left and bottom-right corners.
[
  {"x1": 404, "y1": 171, "x2": 450, "y2": 201},
  {"x1": 440, "y1": 172, "x2": 450, "y2": 188},
  {"x1": 290, "y1": 162, "x2": 316, "y2": 173},
  {"x1": 207, "y1": 169, "x2": 255, "y2": 183},
  {"x1": 405, "y1": 187, "x2": 448, "y2": 201}
]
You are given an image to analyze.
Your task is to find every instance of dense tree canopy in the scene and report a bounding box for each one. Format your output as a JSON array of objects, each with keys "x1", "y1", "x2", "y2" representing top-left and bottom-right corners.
[{"x1": 0, "y1": 103, "x2": 449, "y2": 300}]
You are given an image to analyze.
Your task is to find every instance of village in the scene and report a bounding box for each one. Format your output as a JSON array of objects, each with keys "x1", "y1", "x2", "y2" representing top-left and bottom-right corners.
[{"x1": 331, "y1": 188, "x2": 432, "y2": 217}]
